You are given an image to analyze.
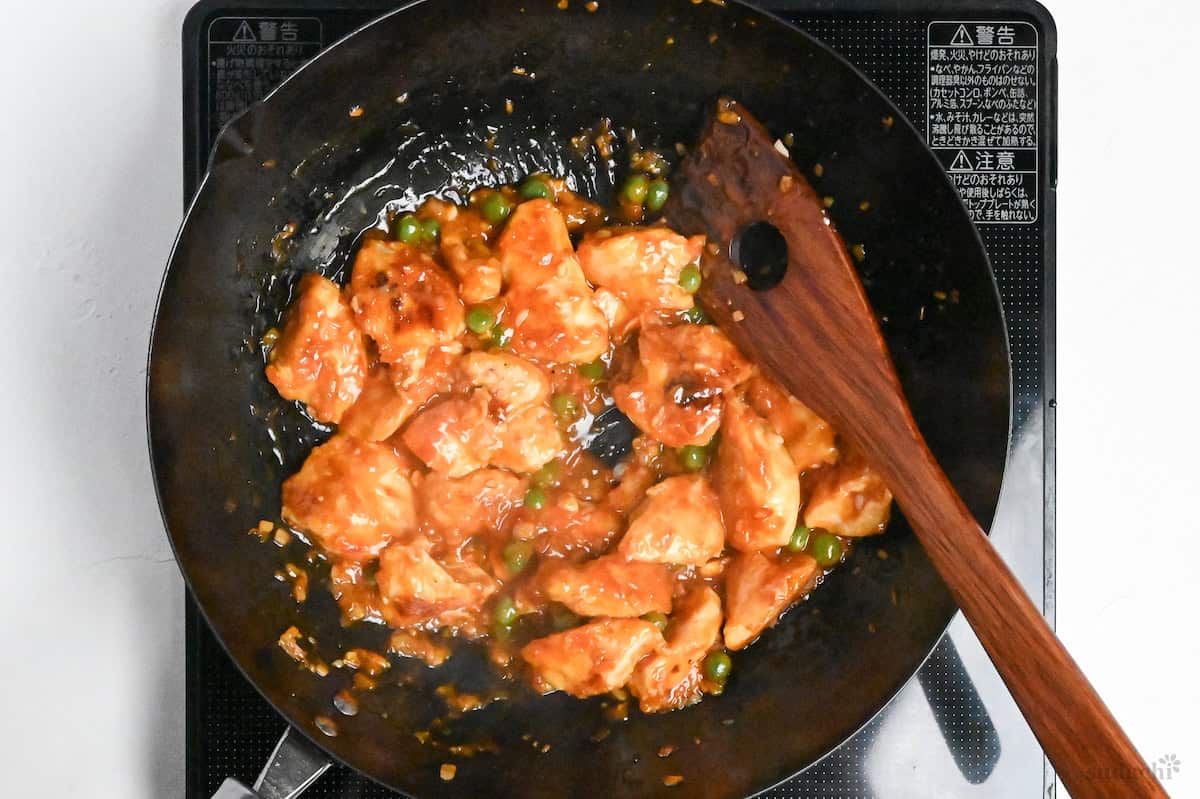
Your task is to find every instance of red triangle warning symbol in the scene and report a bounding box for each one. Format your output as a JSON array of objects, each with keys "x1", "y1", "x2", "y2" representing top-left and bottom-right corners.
[
  {"x1": 232, "y1": 20, "x2": 257, "y2": 42},
  {"x1": 950, "y1": 25, "x2": 974, "y2": 46},
  {"x1": 949, "y1": 150, "x2": 974, "y2": 171}
]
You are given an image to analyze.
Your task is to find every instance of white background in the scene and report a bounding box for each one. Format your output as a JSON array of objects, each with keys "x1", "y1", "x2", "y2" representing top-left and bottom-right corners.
[{"x1": 0, "y1": 0, "x2": 1196, "y2": 796}]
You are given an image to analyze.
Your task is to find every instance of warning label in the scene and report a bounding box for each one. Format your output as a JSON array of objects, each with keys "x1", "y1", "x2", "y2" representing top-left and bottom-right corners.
[
  {"x1": 207, "y1": 17, "x2": 323, "y2": 139},
  {"x1": 927, "y1": 21, "x2": 1039, "y2": 224}
]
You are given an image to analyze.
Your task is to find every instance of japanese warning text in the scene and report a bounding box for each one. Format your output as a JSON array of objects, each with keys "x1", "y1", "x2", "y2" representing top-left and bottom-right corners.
[{"x1": 928, "y1": 21, "x2": 1039, "y2": 224}]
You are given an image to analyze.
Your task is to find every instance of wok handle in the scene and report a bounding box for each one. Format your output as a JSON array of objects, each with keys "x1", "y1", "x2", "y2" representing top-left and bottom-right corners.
[
  {"x1": 879, "y1": 430, "x2": 1167, "y2": 798},
  {"x1": 210, "y1": 726, "x2": 332, "y2": 799}
]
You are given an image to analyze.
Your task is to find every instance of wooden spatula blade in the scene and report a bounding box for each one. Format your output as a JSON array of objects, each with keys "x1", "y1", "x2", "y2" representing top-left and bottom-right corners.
[
  {"x1": 666, "y1": 97, "x2": 1166, "y2": 799},
  {"x1": 665, "y1": 99, "x2": 913, "y2": 459}
]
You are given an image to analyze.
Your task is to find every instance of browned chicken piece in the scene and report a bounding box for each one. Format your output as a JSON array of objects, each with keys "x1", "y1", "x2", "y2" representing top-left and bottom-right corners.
[
  {"x1": 265, "y1": 273, "x2": 367, "y2": 424},
  {"x1": 629, "y1": 585, "x2": 723, "y2": 713},
  {"x1": 803, "y1": 450, "x2": 893, "y2": 537},
  {"x1": 416, "y1": 468, "x2": 527, "y2": 546},
  {"x1": 339, "y1": 347, "x2": 459, "y2": 441},
  {"x1": 723, "y1": 550, "x2": 820, "y2": 650},
  {"x1": 376, "y1": 536, "x2": 499, "y2": 629},
  {"x1": 521, "y1": 493, "x2": 622, "y2": 557},
  {"x1": 576, "y1": 227, "x2": 705, "y2": 316},
  {"x1": 713, "y1": 397, "x2": 801, "y2": 552},
  {"x1": 522, "y1": 618, "x2": 664, "y2": 698},
  {"x1": 540, "y1": 553, "x2": 673, "y2": 618},
  {"x1": 498, "y1": 200, "x2": 609, "y2": 363},
  {"x1": 436, "y1": 202, "x2": 503, "y2": 304},
  {"x1": 282, "y1": 435, "x2": 415, "y2": 561},
  {"x1": 401, "y1": 390, "x2": 500, "y2": 477},
  {"x1": 745, "y1": 374, "x2": 839, "y2": 472},
  {"x1": 348, "y1": 238, "x2": 465, "y2": 376},
  {"x1": 618, "y1": 474, "x2": 725, "y2": 565},
  {"x1": 460, "y1": 351, "x2": 550, "y2": 415},
  {"x1": 613, "y1": 322, "x2": 753, "y2": 448}
]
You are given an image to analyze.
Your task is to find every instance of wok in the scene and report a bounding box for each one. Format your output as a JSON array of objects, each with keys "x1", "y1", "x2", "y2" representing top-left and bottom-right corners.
[{"x1": 147, "y1": 0, "x2": 1011, "y2": 796}]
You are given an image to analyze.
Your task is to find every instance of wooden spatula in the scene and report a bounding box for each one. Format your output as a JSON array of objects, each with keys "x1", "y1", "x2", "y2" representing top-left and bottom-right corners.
[{"x1": 665, "y1": 98, "x2": 1165, "y2": 799}]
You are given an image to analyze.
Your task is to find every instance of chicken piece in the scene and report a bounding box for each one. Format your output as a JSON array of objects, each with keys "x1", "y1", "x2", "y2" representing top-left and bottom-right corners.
[
  {"x1": 491, "y1": 405, "x2": 564, "y2": 473},
  {"x1": 389, "y1": 630, "x2": 452, "y2": 667},
  {"x1": 713, "y1": 398, "x2": 801, "y2": 553},
  {"x1": 281, "y1": 435, "x2": 415, "y2": 561},
  {"x1": 329, "y1": 560, "x2": 385, "y2": 624},
  {"x1": 745, "y1": 375, "x2": 839, "y2": 472},
  {"x1": 540, "y1": 553, "x2": 673, "y2": 618},
  {"x1": 550, "y1": 180, "x2": 606, "y2": 232},
  {"x1": 376, "y1": 537, "x2": 499, "y2": 629},
  {"x1": 265, "y1": 273, "x2": 367, "y2": 424},
  {"x1": 613, "y1": 323, "x2": 753, "y2": 448},
  {"x1": 339, "y1": 347, "x2": 459, "y2": 441},
  {"x1": 604, "y1": 435, "x2": 679, "y2": 514},
  {"x1": 437, "y1": 203, "x2": 503, "y2": 304},
  {"x1": 348, "y1": 238, "x2": 465, "y2": 374},
  {"x1": 522, "y1": 618, "x2": 664, "y2": 698},
  {"x1": 401, "y1": 390, "x2": 501, "y2": 477},
  {"x1": 618, "y1": 475, "x2": 725, "y2": 566},
  {"x1": 460, "y1": 351, "x2": 549, "y2": 415},
  {"x1": 498, "y1": 200, "x2": 609, "y2": 363},
  {"x1": 629, "y1": 585, "x2": 723, "y2": 713},
  {"x1": 605, "y1": 461, "x2": 659, "y2": 516},
  {"x1": 724, "y1": 550, "x2": 820, "y2": 650},
  {"x1": 522, "y1": 494, "x2": 622, "y2": 557},
  {"x1": 803, "y1": 450, "x2": 892, "y2": 537},
  {"x1": 417, "y1": 469, "x2": 527, "y2": 546},
  {"x1": 591, "y1": 287, "x2": 638, "y2": 342},
  {"x1": 577, "y1": 227, "x2": 705, "y2": 316}
]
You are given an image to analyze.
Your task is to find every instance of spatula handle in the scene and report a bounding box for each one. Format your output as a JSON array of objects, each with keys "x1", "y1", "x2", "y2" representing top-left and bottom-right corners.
[{"x1": 887, "y1": 436, "x2": 1167, "y2": 799}]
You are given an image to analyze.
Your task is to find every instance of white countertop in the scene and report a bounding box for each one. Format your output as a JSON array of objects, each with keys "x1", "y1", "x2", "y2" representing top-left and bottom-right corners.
[{"x1": 0, "y1": 0, "x2": 1196, "y2": 796}]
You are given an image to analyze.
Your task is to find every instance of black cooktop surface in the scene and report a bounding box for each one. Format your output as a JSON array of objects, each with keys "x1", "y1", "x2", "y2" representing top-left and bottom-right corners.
[{"x1": 181, "y1": 1, "x2": 1057, "y2": 796}]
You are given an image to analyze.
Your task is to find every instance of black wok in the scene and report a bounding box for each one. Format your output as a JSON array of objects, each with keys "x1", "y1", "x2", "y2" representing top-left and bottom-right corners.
[{"x1": 148, "y1": 1, "x2": 1011, "y2": 796}]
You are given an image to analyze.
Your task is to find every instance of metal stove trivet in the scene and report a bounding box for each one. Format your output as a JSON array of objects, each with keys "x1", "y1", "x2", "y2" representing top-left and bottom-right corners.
[{"x1": 181, "y1": 2, "x2": 1057, "y2": 795}]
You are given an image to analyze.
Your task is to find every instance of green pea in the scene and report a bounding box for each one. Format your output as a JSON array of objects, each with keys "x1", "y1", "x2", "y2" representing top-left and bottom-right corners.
[
  {"x1": 420, "y1": 217, "x2": 440, "y2": 242},
  {"x1": 524, "y1": 486, "x2": 548, "y2": 510},
  {"x1": 703, "y1": 651, "x2": 732, "y2": 683},
  {"x1": 482, "y1": 192, "x2": 513, "y2": 224},
  {"x1": 393, "y1": 213, "x2": 421, "y2": 243},
  {"x1": 642, "y1": 611, "x2": 669, "y2": 632},
  {"x1": 466, "y1": 305, "x2": 497, "y2": 335},
  {"x1": 519, "y1": 177, "x2": 552, "y2": 200},
  {"x1": 620, "y1": 174, "x2": 650, "y2": 205},
  {"x1": 679, "y1": 445, "x2": 709, "y2": 472},
  {"x1": 531, "y1": 459, "x2": 561, "y2": 488},
  {"x1": 503, "y1": 540, "x2": 534, "y2": 574},
  {"x1": 787, "y1": 525, "x2": 811, "y2": 553},
  {"x1": 490, "y1": 327, "x2": 513, "y2": 349},
  {"x1": 678, "y1": 264, "x2": 702, "y2": 294},
  {"x1": 681, "y1": 305, "x2": 707, "y2": 325},
  {"x1": 811, "y1": 532, "x2": 844, "y2": 568},
  {"x1": 551, "y1": 393, "x2": 579, "y2": 420},
  {"x1": 646, "y1": 178, "x2": 670, "y2": 213},
  {"x1": 578, "y1": 359, "x2": 606, "y2": 380},
  {"x1": 550, "y1": 604, "x2": 580, "y2": 630},
  {"x1": 493, "y1": 596, "x2": 518, "y2": 629}
]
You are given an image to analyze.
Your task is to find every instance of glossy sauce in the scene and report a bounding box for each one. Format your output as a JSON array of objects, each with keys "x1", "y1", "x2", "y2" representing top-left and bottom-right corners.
[{"x1": 262, "y1": 174, "x2": 895, "y2": 715}]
